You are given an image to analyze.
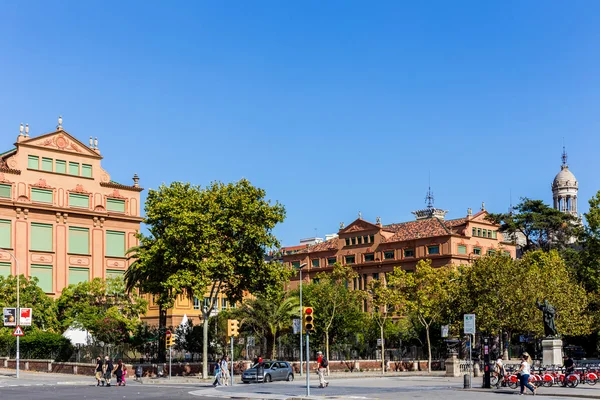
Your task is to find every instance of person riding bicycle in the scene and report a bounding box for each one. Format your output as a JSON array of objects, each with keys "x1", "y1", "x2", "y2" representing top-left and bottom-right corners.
[{"x1": 495, "y1": 356, "x2": 506, "y2": 386}]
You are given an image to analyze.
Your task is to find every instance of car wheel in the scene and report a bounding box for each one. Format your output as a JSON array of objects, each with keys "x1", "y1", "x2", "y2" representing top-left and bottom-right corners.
[
  {"x1": 264, "y1": 374, "x2": 272, "y2": 383},
  {"x1": 287, "y1": 373, "x2": 294, "y2": 382}
]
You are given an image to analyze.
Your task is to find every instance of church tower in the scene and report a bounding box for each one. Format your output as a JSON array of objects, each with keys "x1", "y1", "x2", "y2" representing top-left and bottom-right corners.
[{"x1": 552, "y1": 147, "x2": 578, "y2": 216}]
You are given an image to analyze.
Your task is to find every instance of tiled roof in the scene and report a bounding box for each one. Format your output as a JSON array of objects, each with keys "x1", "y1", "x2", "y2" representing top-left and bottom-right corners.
[
  {"x1": 297, "y1": 239, "x2": 337, "y2": 254},
  {"x1": 381, "y1": 217, "x2": 467, "y2": 243}
]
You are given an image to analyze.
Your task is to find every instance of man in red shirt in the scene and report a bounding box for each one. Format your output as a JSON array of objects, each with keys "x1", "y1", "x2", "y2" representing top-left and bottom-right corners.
[{"x1": 316, "y1": 351, "x2": 329, "y2": 388}]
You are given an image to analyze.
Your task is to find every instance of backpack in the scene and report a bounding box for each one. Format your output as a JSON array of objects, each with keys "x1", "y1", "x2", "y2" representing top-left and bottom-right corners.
[{"x1": 321, "y1": 357, "x2": 328, "y2": 368}]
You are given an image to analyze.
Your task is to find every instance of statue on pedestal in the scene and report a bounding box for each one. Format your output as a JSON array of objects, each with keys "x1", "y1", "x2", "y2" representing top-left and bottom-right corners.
[{"x1": 536, "y1": 299, "x2": 557, "y2": 337}]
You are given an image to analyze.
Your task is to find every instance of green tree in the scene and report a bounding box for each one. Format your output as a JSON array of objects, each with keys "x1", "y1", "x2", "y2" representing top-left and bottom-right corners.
[
  {"x1": 486, "y1": 198, "x2": 579, "y2": 252},
  {"x1": 367, "y1": 270, "x2": 406, "y2": 374},
  {"x1": 126, "y1": 180, "x2": 290, "y2": 377},
  {"x1": 515, "y1": 250, "x2": 592, "y2": 337},
  {"x1": 304, "y1": 264, "x2": 365, "y2": 365},
  {"x1": 236, "y1": 292, "x2": 298, "y2": 359},
  {"x1": 575, "y1": 190, "x2": 600, "y2": 291},
  {"x1": 0, "y1": 275, "x2": 59, "y2": 333},
  {"x1": 56, "y1": 277, "x2": 147, "y2": 353},
  {"x1": 457, "y1": 253, "x2": 526, "y2": 357},
  {"x1": 398, "y1": 260, "x2": 457, "y2": 373}
]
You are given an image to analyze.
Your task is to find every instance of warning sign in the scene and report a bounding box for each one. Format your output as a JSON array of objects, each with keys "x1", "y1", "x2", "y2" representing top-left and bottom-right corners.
[{"x1": 12, "y1": 325, "x2": 24, "y2": 337}]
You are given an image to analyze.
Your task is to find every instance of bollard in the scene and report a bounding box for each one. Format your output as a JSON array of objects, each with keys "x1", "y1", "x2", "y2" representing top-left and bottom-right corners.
[{"x1": 464, "y1": 373, "x2": 472, "y2": 389}]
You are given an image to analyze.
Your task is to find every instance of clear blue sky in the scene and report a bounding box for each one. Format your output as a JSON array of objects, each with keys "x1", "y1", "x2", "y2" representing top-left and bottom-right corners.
[{"x1": 1, "y1": 1, "x2": 599, "y2": 246}]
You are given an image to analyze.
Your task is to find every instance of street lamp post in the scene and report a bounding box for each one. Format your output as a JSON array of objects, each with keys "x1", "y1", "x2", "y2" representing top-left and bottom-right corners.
[
  {"x1": 298, "y1": 263, "x2": 307, "y2": 376},
  {"x1": 1, "y1": 249, "x2": 20, "y2": 379}
]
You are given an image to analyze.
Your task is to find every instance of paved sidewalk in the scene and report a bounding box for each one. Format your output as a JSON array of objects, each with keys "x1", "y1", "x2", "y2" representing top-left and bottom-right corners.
[{"x1": 468, "y1": 385, "x2": 600, "y2": 399}]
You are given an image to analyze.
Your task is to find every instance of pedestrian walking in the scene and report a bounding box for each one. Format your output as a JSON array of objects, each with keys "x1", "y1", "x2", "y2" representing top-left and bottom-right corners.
[
  {"x1": 115, "y1": 359, "x2": 124, "y2": 386},
  {"x1": 122, "y1": 364, "x2": 127, "y2": 386},
  {"x1": 103, "y1": 356, "x2": 114, "y2": 387},
  {"x1": 316, "y1": 351, "x2": 329, "y2": 388},
  {"x1": 220, "y1": 356, "x2": 230, "y2": 386},
  {"x1": 135, "y1": 365, "x2": 143, "y2": 382},
  {"x1": 212, "y1": 359, "x2": 222, "y2": 387},
  {"x1": 516, "y1": 353, "x2": 536, "y2": 396},
  {"x1": 95, "y1": 356, "x2": 104, "y2": 386}
]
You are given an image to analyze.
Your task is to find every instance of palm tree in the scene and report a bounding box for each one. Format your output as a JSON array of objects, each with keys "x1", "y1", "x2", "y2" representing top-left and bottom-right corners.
[
  {"x1": 125, "y1": 236, "x2": 173, "y2": 363},
  {"x1": 238, "y1": 294, "x2": 299, "y2": 359}
]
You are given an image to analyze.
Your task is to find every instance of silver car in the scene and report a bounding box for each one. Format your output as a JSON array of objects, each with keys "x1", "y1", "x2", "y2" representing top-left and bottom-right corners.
[{"x1": 242, "y1": 361, "x2": 294, "y2": 383}]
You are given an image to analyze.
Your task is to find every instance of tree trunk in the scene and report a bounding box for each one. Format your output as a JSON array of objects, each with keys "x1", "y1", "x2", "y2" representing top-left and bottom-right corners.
[
  {"x1": 425, "y1": 324, "x2": 432, "y2": 373},
  {"x1": 380, "y1": 323, "x2": 385, "y2": 375},
  {"x1": 271, "y1": 332, "x2": 277, "y2": 360},
  {"x1": 202, "y1": 310, "x2": 209, "y2": 378},
  {"x1": 158, "y1": 305, "x2": 167, "y2": 363},
  {"x1": 325, "y1": 330, "x2": 330, "y2": 376}
]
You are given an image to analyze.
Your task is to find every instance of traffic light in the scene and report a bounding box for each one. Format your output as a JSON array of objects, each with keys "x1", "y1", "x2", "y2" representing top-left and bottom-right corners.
[
  {"x1": 227, "y1": 319, "x2": 240, "y2": 337},
  {"x1": 165, "y1": 330, "x2": 174, "y2": 348},
  {"x1": 303, "y1": 306, "x2": 315, "y2": 332}
]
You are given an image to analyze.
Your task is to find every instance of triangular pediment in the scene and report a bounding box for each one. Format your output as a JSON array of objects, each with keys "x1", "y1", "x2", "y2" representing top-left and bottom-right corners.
[
  {"x1": 19, "y1": 130, "x2": 101, "y2": 158},
  {"x1": 470, "y1": 210, "x2": 490, "y2": 223},
  {"x1": 340, "y1": 219, "x2": 380, "y2": 234}
]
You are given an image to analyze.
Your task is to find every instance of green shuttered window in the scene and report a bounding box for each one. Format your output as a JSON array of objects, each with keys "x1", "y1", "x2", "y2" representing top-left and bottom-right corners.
[
  {"x1": 82, "y1": 164, "x2": 92, "y2": 178},
  {"x1": 0, "y1": 262, "x2": 11, "y2": 278},
  {"x1": 55, "y1": 160, "x2": 66, "y2": 174},
  {"x1": 68, "y1": 227, "x2": 89, "y2": 254},
  {"x1": 31, "y1": 223, "x2": 53, "y2": 252},
  {"x1": 0, "y1": 220, "x2": 11, "y2": 248},
  {"x1": 107, "y1": 199, "x2": 125, "y2": 213},
  {"x1": 68, "y1": 162, "x2": 79, "y2": 175},
  {"x1": 106, "y1": 231, "x2": 125, "y2": 257},
  {"x1": 42, "y1": 157, "x2": 53, "y2": 171},
  {"x1": 31, "y1": 265, "x2": 53, "y2": 293},
  {"x1": 68, "y1": 267, "x2": 89, "y2": 285},
  {"x1": 69, "y1": 193, "x2": 90, "y2": 208},
  {"x1": 458, "y1": 245, "x2": 467, "y2": 255},
  {"x1": 28, "y1": 155, "x2": 39, "y2": 169},
  {"x1": 31, "y1": 188, "x2": 53, "y2": 203},
  {"x1": 0, "y1": 184, "x2": 11, "y2": 199}
]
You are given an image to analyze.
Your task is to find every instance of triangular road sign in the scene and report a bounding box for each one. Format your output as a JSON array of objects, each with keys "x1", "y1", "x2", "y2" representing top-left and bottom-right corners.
[{"x1": 12, "y1": 325, "x2": 24, "y2": 336}]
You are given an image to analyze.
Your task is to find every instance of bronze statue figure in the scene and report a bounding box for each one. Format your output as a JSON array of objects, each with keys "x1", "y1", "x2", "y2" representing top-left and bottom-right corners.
[{"x1": 536, "y1": 299, "x2": 557, "y2": 337}]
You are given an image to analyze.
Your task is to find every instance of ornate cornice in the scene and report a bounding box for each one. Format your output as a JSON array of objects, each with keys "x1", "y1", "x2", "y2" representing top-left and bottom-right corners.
[
  {"x1": 100, "y1": 181, "x2": 144, "y2": 192},
  {"x1": 0, "y1": 167, "x2": 21, "y2": 175}
]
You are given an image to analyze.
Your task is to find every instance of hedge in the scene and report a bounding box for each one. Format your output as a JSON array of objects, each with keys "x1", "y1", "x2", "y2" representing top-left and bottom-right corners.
[{"x1": 0, "y1": 330, "x2": 74, "y2": 361}]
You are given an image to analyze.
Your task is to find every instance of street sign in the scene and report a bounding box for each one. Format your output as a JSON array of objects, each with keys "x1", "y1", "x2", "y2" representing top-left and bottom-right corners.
[
  {"x1": 20, "y1": 308, "x2": 32, "y2": 326},
  {"x1": 12, "y1": 325, "x2": 24, "y2": 336},
  {"x1": 464, "y1": 314, "x2": 476, "y2": 335},
  {"x1": 377, "y1": 338, "x2": 383, "y2": 347},
  {"x1": 441, "y1": 325, "x2": 449, "y2": 338},
  {"x1": 3, "y1": 308, "x2": 16, "y2": 326},
  {"x1": 293, "y1": 318, "x2": 301, "y2": 334},
  {"x1": 247, "y1": 336, "x2": 255, "y2": 347}
]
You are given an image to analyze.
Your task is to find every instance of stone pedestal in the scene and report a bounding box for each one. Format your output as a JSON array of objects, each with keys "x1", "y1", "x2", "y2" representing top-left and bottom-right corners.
[
  {"x1": 542, "y1": 338, "x2": 563, "y2": 366},
  {"x1": 445, "y1": 354, "x2": 461, "y2": 377}
]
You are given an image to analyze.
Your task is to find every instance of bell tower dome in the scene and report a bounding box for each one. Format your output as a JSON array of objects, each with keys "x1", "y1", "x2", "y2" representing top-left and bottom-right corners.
[{"x1": 552, "y1": 146, "x2": 578, "y2": 216}]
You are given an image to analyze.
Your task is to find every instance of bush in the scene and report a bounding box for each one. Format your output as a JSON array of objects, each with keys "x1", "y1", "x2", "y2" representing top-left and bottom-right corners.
[{"x1": 0, "y1": 330, "x2": 74, "y2": 361}]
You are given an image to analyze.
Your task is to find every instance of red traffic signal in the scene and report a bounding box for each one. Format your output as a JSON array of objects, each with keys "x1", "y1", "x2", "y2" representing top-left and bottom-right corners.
[
  {"x1": 305, "y1": 307, "x2": 313, "y2": 315},
  {"x1": 166, "y1": 330, "x2": 172, "y2": 338}
]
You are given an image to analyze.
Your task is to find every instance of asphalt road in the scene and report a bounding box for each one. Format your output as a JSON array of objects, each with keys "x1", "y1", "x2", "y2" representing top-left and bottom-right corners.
[
  {"x1": 0, "y1": 383, "x2": 220, "y2": 400},
  {"x1": 1, "y1": 372, "x2": 598, "y2": 400}
]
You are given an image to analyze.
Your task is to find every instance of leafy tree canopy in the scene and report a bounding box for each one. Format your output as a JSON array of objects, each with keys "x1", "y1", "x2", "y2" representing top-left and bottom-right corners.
[
  {"x1": 0, "y1": 275, "x2": 59, "y2": 333},
  {"x1": 486, "y1": 198, "x2": 579, "y2": 252},
  {"x1": 56, "y1": 277, "x2": 147, "y2": 344}
]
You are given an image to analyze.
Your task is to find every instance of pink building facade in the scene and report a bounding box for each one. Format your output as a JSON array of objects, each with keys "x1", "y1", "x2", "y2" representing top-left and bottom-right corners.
[{"x1": 0, "y1": 120, "x2": 143, "y2": 296}]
